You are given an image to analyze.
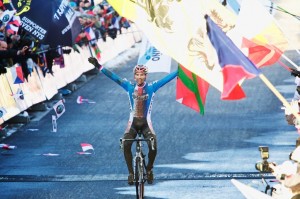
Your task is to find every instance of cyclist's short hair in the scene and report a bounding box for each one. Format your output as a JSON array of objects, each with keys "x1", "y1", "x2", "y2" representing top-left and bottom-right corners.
[{"x1": 133, "y1": 65, "x2": 148, "y2": 75}]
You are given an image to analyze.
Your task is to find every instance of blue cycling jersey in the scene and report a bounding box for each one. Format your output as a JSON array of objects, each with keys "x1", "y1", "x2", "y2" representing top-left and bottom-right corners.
[{"x1": 101, "y1": 67, "x2": 178, "y2": 130}]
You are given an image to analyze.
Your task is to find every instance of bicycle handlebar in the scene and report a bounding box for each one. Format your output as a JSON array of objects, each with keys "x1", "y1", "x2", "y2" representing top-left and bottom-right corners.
[
  {"x1": 120, "y1": 137, "x2": 155, "y2": 151},
  {"x1": 120, "y1": 138, "x2": 153, "y2": 142}
]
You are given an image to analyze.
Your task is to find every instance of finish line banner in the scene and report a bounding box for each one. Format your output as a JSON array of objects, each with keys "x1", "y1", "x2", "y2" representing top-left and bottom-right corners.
[{"x1": 137, "y1": 35, "x2": 171, "y2": 73}]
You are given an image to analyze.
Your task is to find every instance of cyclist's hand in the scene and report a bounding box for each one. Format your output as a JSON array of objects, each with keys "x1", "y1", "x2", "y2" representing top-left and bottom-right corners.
[{"x1": 88, "y1": 57, "x2": 102, "y2": 69}]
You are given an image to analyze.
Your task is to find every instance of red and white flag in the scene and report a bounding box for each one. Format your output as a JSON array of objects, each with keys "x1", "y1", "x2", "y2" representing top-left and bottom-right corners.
[
  {"x1": 77, "y1": 96, "x2": 96, "y2": 104},
  {"x1": 81, "y1": 143, "x2": 94, "y2": 151},
  {"x1": 0, "y1": 143, "x2": 17, "y2": 150},
  {"x1": 77, "y1": 143, "x2": 94, "y2": 155}
]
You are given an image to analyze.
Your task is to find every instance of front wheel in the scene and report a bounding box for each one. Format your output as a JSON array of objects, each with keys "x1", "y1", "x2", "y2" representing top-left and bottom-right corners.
[{"x1": 135, "y1": 157, "x2": 145, "y2": 199}]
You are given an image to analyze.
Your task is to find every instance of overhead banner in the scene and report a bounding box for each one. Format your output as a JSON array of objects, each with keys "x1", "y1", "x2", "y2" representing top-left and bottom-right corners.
[{"x1": 137, "y1": 35, "x2": 171, "y2": 73}]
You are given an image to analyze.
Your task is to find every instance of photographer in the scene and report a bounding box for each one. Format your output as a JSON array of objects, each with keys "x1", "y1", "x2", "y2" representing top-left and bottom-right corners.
[
  {"x1": 269, "y1": 147, "x2": 300, "y2": 199},
  {"x1": 284, "y1": 68, "x2": 300, "y2": 126}
]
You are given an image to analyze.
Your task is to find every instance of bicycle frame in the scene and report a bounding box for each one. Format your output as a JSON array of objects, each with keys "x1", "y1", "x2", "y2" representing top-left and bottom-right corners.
[{"x1": 120, "y1": 131, "x2": 155, "y2": 199}]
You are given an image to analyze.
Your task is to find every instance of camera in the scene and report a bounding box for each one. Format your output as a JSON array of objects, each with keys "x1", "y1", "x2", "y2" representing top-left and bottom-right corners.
[
  {"x1": 255, "y1": 146, "x2": 275, "y2": 173},
  {"x1": 291, "y1": 68, "x2": 300, "y2": 78}
]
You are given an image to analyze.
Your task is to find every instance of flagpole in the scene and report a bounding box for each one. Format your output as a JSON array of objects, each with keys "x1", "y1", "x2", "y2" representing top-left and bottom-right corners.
[
  {"x1": 282, "y1": 54, "x2": 299, "y2": 70},
  {"x1": 259, "y1": 74, "x2": 300, "y2": 122}
]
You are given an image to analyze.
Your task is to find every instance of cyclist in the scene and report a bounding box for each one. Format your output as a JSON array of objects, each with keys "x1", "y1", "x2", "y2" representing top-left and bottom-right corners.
[{"x1": 88, "y1": 57, "x2": 178, "y2": 185}]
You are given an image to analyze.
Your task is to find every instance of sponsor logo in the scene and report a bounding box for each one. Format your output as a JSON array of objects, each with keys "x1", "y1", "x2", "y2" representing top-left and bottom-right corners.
[
  {"x1": 56, "y1": 104, "x2": 65, "y2": 115},
  {"x1": 1, "y1": 14, "x2": 10, "y2": 23}
]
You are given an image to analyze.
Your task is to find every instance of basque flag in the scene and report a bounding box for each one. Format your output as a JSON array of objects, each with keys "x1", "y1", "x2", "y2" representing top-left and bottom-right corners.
[
  {"x1": 176, "y1": 64, "x2": 209, "y2": 115},
  {"x1": 205, "y1": 15, "x2": 261, "y2": 100}
]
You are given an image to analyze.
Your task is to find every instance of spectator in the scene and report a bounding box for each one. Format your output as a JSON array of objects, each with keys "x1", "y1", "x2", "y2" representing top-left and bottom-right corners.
[
  {"x1": 269, "y1": 147, "x2": 300, "y2": 198},
  {"x1": 285, "y1": 68, "x2": 300, "y2": 126},
  {"x1": 0, "y1": 39, "x2": 29, "y2": 75}
]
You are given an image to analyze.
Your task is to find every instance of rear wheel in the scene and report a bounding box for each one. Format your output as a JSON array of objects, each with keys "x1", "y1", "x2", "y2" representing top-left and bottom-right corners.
[{"x1": 135, "y1": 157, "x2": 145, "y2": 199}]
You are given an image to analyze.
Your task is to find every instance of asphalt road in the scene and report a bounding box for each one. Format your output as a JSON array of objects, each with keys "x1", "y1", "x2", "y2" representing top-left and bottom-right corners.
[{"x1": 0, "y1": 47, "x2": 299, "y2": 199}]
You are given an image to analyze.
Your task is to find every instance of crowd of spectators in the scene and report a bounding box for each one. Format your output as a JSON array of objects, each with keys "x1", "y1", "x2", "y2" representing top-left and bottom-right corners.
[
  {"x1": 0, "y1": 0, "x2": 131, "y2": 79},
  {"x1": 71, "y1": 0, "x2": 131, "y2": 43}
]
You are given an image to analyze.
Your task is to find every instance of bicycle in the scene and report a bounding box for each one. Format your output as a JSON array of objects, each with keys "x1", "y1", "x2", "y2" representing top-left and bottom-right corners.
[{"x1": 120, "y1": 131, "x2": 155, "y2": 199}]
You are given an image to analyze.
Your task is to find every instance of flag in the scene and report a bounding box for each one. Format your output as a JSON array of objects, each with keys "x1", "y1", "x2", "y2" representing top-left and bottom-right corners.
[
  {"x1": 0, "y1": 10, "x2": 15, "y2": 26},
  {"x1": 26, "y1": 58, "x2": 34, "y2": 75},
  {"x1": 227, "y1": 0, "x2": 288, "y2": 68},
  {"x1": 78, "y1": 143, "x2": 94, "y2": 154},
  {"x1": 11, "y1": 88, "x2": 24, "y2": 100},
  {"x1": 0, "y1": 143, "x2": 16, "y2": 150},
  {"x1": 222, "y1": 0, "x2": 240, "y2": 14},
  {"x1": 53, "y1": 100, "x2": 65, "y2": 119},
  {"x1": 85, "y1": 27, "x2": 101, "y2": 59},
  {"x1": 176, "y1": 64, "x2": 209, "y2": 114},
  {"x1": 54, "y1": 46, "x2": 65, "y2": 68},
  {"x1": 76, "y1": 96, "x2": 96, "y2": 104},
  {"x1": 138, "y1": 35, "x2": 172, "y2": 73},
  {"x1": 107, "y1": 0, "x2": 237, "y2": 95},
  {"x1": 81, "y1": 143, "x2": 94, "y2": 152},
  {"x1": 11, "y1": 64, "x2": 24, "y2": 84},
  {"x1": 0, "y1": 107, "x2": 7, "y2": 118},
  {"x1": 92, "y1": 45, "x2": 101, "y2": 60},
  {"x1": 206, "y1": 15, "x2": 261, "y2": 99},
  {"x1": 5, "y1": 15, "x2": 21, "y2": 35},
  {"x1": 37, "y1": 53, "x2": 49, "y2": 77}
]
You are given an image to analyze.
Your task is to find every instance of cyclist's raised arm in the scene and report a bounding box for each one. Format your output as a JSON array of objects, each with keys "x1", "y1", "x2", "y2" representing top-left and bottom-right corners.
[
  {"x1": 152, "y1": 69, "x2": 178, "y2": 92},
  {"x1": 88, "y1": 57, "x2": 128, "y2": 90}
]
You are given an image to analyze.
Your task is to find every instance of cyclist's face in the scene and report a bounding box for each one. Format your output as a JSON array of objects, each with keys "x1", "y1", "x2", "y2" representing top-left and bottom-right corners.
[{"x1": 134, "y1": 72, "x2": 146, "y2": 85}]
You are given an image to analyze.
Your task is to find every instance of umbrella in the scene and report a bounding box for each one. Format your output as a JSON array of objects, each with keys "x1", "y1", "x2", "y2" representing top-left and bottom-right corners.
[{"x1": 4, "y1": 0, "x2": 82, "y2": 47}]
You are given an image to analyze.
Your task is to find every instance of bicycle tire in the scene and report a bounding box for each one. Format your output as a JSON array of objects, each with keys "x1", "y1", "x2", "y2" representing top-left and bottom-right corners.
[{"x1": 135, "y1": 157, "x2": 145, "y2": 199}]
